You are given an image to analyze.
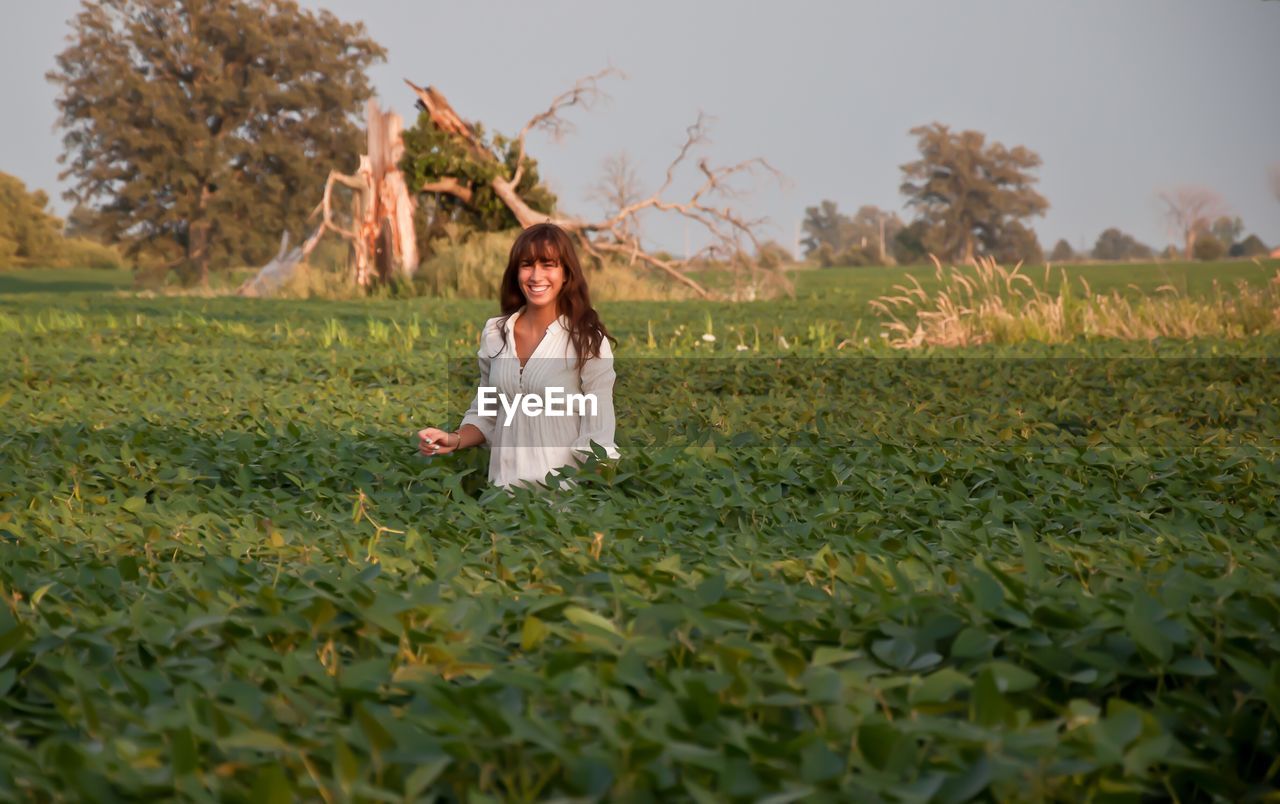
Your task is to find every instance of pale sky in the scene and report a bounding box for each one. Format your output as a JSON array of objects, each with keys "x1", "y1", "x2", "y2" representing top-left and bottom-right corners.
[{"x1": 2, "y1": 0, "x2": 1278, "y2": 256}]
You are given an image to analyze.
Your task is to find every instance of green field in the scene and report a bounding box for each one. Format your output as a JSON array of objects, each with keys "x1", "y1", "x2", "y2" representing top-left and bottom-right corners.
[{"x1": 1, "y1": 265, "x2": 1278, "y2": 800}]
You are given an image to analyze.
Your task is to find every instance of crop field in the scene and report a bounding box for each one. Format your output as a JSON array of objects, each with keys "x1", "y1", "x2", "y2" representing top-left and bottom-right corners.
[{"x1": 1, "y1": 266, "x2": 1279, "y2": 801}]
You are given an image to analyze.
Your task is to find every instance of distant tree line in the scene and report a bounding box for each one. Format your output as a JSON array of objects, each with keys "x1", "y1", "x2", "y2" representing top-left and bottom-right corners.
[
  {"x1": 803, "y1": 124, "x2": 1049, "y2": 267},
  {"x1": 803, "y1": 125, "x2": 1273, "y2": 267},
  {"x1": 0, "y1": 172, "x2": 123, "y2": 269}
]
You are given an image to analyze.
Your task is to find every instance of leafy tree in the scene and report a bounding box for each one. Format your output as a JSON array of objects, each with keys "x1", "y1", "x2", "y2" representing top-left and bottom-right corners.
[
  {"x1": 892, "y1": 220, "x2": 935, "y2": 265},
  {"x1": 985, "y1": 221, "x2": 1043, "y2": 265},
  {"x1": 48, "y1": 0, "x2": 385, "y2": 285},
  {"x1": 800, "y1": 201, "x2": 901, "y2": 265},
  {"x1": 800, "y1": 200, "x2": 855, "y2": 259},
  {"x1": 63, "y1": 203, "x2": 111, "y2": 243},
  {"x1": 1048, "y1": 239, "x2": 1075, "y2": 262},
  {"x1": 1192, "y1": 233, "x2": 1226, "y2": 261},
  {"x1": 1208, "y1": 216, "x2": 1243, "y2": 249},
  {"x1": 0, "y1": 172, "x2": 64, "y2": 267},
  {"x1": 1092, "y1": 228, "x2": 1153, "y2": 261},
  {"x1": 900, "y1": 123, "x2": 1049, "y2": 263},
  {"x1": 1229, "y1": 234, "x2": 1270, "y2": 258}
]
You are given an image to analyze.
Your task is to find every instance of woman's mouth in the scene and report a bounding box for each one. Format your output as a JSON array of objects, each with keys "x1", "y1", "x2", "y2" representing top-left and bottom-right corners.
[{"x1": 526, "y1": 283, "x2": 551, "y2": 296}]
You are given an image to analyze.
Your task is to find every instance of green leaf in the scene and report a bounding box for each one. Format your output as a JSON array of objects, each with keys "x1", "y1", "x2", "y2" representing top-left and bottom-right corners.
[
  {"x1": 911, "y1": 668, "x2": 972, "y2": 705},
  {"x1": 168, "y1": 727, "x2": 197, "y2": 776},
  {"x1": 563, "y1": 606, "x2": 621, "y2": 638},
  {"x1": 521, "y1": 615, "x2": 549, "y2": 651}
]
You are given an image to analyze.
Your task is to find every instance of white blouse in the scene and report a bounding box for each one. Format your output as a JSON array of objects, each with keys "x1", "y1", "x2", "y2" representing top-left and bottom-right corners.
[{"x1": 459, "y1": 308, "x2": 619, "y2": 488}]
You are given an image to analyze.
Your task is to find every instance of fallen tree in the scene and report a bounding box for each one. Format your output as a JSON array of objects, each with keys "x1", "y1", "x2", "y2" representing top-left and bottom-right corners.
[
  {"x1": 243, "y1": 70, "x2": 785, "y2": 299},
  {"x1": 403, "y1": 70, "x2": 785, "y2": 299}
]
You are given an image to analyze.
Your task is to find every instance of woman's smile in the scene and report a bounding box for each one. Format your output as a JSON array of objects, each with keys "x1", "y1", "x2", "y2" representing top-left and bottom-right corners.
[{"x1": 519, "y1": 257, "x2": 565, "y2": 307}]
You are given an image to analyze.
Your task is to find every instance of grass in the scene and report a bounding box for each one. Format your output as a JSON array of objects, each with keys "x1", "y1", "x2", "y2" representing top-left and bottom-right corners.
[{"x1": 0, "y1": 267, "x2": 134, "y2": 295}]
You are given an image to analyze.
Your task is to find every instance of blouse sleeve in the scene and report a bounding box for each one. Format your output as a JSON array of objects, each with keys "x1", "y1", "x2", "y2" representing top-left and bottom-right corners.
[
  {"x1": 458, "y1": 321, "x2": 499, "y2": 447},
  {"x1": 571, "y1": 338, "x2": 620, "y2": 460}
]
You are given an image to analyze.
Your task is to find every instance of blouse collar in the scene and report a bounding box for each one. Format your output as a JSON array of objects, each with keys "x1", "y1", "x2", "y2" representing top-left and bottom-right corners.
[{"x1": 510, "y1": 306, "x2": 569, "y2": 334}]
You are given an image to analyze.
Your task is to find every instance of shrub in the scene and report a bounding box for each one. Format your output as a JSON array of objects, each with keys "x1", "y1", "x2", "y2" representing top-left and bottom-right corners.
[
  {"x1": 56, "y1": 237, "x2": 125, "y2": 270},
  {"x1": 1192, "y1": 233, "x2": 1226, "y2": 261},
  {"x1": 414, "y1": 227, "x2": 513, "y2": 298},
  {"x1": 755, "y1": 240, "x2": 794, "y2": 270},
  {"x1": 1229, "y1": 234, "x2": 1269, "y2": 258}
]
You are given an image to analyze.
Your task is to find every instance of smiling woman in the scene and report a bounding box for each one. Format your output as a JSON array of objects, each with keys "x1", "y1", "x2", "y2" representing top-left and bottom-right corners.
[{"x1": 416, "y1": 223, "x2": 619, "y2": 488}]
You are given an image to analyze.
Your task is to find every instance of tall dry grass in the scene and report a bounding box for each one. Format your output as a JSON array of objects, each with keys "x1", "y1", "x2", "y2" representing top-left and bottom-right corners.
[{"x1": 870, "y1": 256, "x2": 1280, "y2": 348}]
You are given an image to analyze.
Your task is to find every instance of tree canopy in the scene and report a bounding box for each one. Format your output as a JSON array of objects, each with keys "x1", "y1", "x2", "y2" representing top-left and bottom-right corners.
[
  {"x1": 800, "y1": 201, "x2": 903, "y2": 266},
  {"x1": 48, "y1": 0, "x2": 385, "y2": 284},
  {"x1": 0, "y1": 173, "x2": 64, "y2": 267},
  {"x1": 1230, "y1": 234, "x2": 1270, "y2": 258},
  {"x1": 1092, "y1": 228, "x2": 1153, "y2": 261},
  {"x1": 1048, "y1": 239, "x2": 1075, "y2": 262},
  {"x1": 399, "y1": 110, "x2": 557, "y2": 244},
  {"x1": 899, "y1": 123, "x2": 1048, "y2": 264}
]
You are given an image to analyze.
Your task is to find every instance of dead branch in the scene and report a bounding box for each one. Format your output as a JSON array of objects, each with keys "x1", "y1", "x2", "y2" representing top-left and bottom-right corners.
[
  {"x1": 1159, "y1": 185, "x2": 1226, "y2": 259},
  {"x1": 406, "y1": 71, "x2": 787, "y2": 300},
  {"x1": 420, "y1": 177, "x2": 473, "y2": 203},
  {"x1": 510, "y1": 66, "x2": 623, "y2": 188}
]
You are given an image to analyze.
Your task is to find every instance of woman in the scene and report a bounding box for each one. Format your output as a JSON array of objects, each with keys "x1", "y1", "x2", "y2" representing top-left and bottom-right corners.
[{"x1": 416, "y1": 223, "x2": 619, "y2": 488}]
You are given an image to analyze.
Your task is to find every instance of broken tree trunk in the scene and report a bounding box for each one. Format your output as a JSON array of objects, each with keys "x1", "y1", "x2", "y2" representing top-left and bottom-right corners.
[{"x1": 238, "y1": 99, "x2": 418, "y2": 296}]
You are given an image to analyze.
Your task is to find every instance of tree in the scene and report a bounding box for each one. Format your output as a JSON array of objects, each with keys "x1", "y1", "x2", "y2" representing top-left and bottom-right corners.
[
  {"x1": 892, "y1": 220, "x2": 935, "y2": 265},
  {"x1": 1192, "y1": 233, "x2": 1226, "y2": 261},
  {"x1": 986, "y1": 221, "x2": 1043, "y2": 265},
  {"x1": 0, "y1": 173, "x2": 64, "y2": 267},
  {"x1": 800, "y1": 201, "x2": 901, "y2": 266},
  {"x1": 399, "y1": 73, "x2": 782, "y2": 298},
  {"x1": 899, "y1": 123, "x2": 1049, "y2": 264},
  {"x1": 1158, "y1": 186, "x2": 1226, "y2": 261},
  {"x1": 1092, "y1": 228, "x2": 1153, "y2": 261},
  {"x1": 800, "y1": 200, "x2": 855, "y2": 259},
  {"x1": 1049, "y1": 239, "x2": 1075, "y2": 262},
  {"x1": 1209, "y1": 216, "x2": 1243, "y2": 249},
  {"x1": 1230, "y1": 234, "x2": 1270, "y2": 258},
  {"x1": 1270, "y1": 164, "x2": 1280, "y2": 204},
  {"x1": 63, "y1": 203, "x2": 111, "y2": 243},
  {"x1": 48, "y1": 0, "x2": 385, "y2": 285},
  {"x1": 588, "y1": 152, "x2": 645, "y2": 241}
]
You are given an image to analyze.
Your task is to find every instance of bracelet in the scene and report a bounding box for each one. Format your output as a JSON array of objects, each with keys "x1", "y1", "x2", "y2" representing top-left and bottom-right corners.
[{"x1": 451, "y1": 431, "x2": 461, "y2": 449}]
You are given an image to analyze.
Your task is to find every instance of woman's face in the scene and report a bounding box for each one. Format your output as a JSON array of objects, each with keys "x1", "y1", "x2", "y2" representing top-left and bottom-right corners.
[{"x1": 518, "y1": 254, "x2": 566, "y2": 310}]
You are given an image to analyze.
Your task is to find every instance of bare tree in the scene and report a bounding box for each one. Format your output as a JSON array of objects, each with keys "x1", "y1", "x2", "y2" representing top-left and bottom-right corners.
[
  {"x1": 588, "y1": 152, "x2": 646, "y2": 240},
  {"x1": 1270, "y1": 164, "x2": 1280, "y2": 204},
  {"x1": 1159, "y1": 186, "x2": 1226, "y2": 260},
  {"x1": 404, "y1": 72, "x2": 785, "y2": 299}
]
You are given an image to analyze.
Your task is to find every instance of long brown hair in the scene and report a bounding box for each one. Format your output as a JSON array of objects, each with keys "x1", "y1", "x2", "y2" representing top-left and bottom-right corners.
[{"x1": 495, "y1": 223, "x2": 615, "y2": 366}]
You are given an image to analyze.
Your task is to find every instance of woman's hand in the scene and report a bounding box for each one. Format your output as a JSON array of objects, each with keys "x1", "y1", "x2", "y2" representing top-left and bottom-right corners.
[{"x1": 417, "y1": 427, "x2": 460, "y2": 457}]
